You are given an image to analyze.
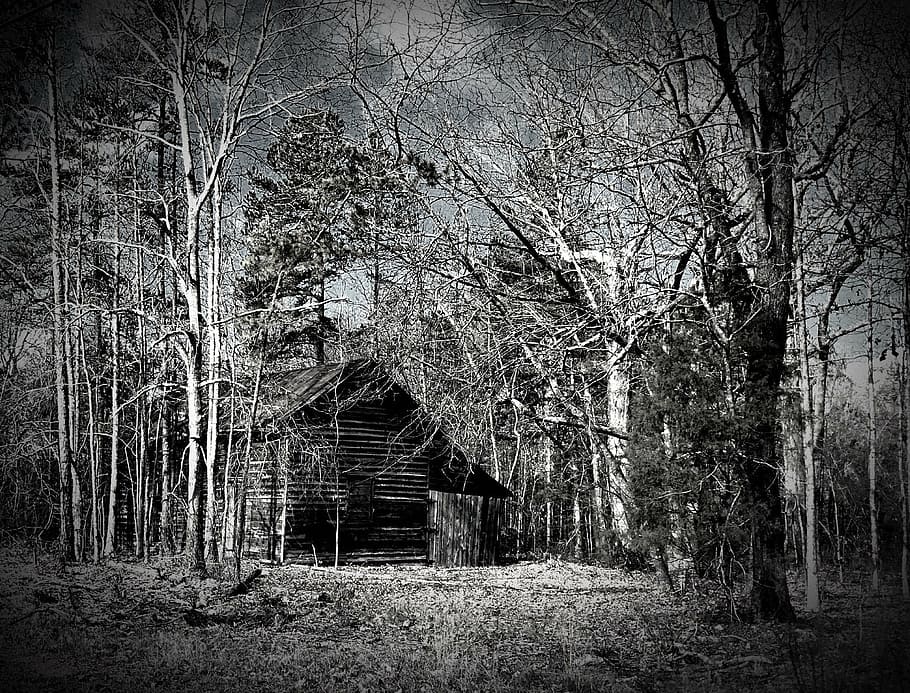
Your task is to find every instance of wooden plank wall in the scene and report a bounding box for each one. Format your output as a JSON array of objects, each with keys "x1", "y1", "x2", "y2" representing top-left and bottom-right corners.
[
  {"x1": 242, "y1": 400, "x2": 437, "y2": 563},
  {"x1": 239, "y1": 391, "x2": 504, "y2": 566},
  {"x1": 427, "y1": 490, "x2": 502, "y2": 566},
  {"x1": 239, "y1": 440, "x2": 284, "y2": 561},
  {"x1": 289, "y1": 401, "x2": 430, "y2": 562}
]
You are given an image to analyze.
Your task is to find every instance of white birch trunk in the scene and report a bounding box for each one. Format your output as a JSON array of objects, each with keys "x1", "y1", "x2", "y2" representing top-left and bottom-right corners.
[
  {"x1": 544, "y1": 433, "x2": 553, "y2": 552},
  {"x1": 80, "y1": 333, "x2": 100, "y2": 563},
  {"x1": 582, "y1": 377, "x2": 608, "y2": 554},
  {"x1": 104, "y1": 196, "x2": 121, "y2": 558},
  {"x1": 204, "y1": 180, "x2": 224, "y2": 562},
  {"x1": 66, "y1": 325, "x2": 82, "y2": 560},
  {"x1": 572, "y1": 479, "x2": 583, "y2": 559},
  {"x1": 155, "y1": 95, "x2": 174, "y2": 556},
  {"x1": 172, "y1": 66, "x2": 206, "y2": 569}
]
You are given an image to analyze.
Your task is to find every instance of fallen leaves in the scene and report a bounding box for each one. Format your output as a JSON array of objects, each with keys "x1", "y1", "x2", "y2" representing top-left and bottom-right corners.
[{"x1": 0, "y1": 543, "x2": 908, "y2": 692}]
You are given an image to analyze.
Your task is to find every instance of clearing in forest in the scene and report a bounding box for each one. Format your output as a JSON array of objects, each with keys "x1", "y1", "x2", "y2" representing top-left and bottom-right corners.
[{"x1": 0, "y1": 543, "x2": 907, "y2": 692}]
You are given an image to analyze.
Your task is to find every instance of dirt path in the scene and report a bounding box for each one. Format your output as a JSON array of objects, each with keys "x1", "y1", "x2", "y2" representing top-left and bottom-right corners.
[{"x1": 0, "y1": 544, "x2": 907, "y2": 691}]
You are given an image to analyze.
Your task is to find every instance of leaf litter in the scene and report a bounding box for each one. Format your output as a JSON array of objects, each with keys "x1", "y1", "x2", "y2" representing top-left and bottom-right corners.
[{"x1": 0, "y1": 542, "x2": 907, "y2": 692}]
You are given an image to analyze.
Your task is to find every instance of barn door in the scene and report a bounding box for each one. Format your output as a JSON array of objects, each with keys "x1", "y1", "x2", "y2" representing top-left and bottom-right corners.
[
  {"x1": 427, "y1": 491, "x2": 439, "y2": 564},
  {"x1": 345, "y1": 475, "x2": 374, "y2": 528}
]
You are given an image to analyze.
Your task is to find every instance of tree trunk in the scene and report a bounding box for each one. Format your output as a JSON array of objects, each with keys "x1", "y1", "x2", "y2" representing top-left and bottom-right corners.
[
  {"x1": 104, "y1": 201, "x2": 121, "y2": 558},
  {"x1": 70, "y1": 464, "x2": 83, "y2": 560},
  {"x1": 204, "y1": 180, "x2": 224, "y2": 562},
  {"x1": 316, "y1": 271, "x2": 327, "y2": 364},
  {"x1": 582, "y1": 377, "x2": 608, "y2": 556},
  {"x1": 607, "y1": 363, "x2": 631, "y2": 552},
  {"x1": 735, "y1": 0, "x2": 796, "y2": 621},
  {"x1": 134, "y1": 405, "x2": 147, "y2": 558},
  {"x1": 572, "y1": 481, "x2": 583, "y2": 559},
  {"x1": 184, "y1": 300, "x2": 206, "y2": 571},
  {"x1": 219, "y1": 359, "x2": 238, "y2": 563},
  {"x1": 544, "y1": 431, "x2": 553, "y2": 552},
  {"x1": 159, "y1": 408, "x2": 174, "y2": 554},
  {"x1": 80, "y1": 333, "x2": 100, "y2": 563},
  {"x1": 66, "y1": 323, "x2": 82, "y2": 560},
  {"x1": 653, "y1": 544, "x2": 673, "y2": 591},
  {"x1": 134, "y1": 164, "x2": 149, "y2": 559},
  {"x1": 824, "y1": 468, "x2": 844, "y2": 584},
  {"x1": 155, "y1": 93, "x2": 174, "y2": 556},
  {"x1": 867, "y1": 274, "x2": 880, "y2": 593},
  {"x1": 172, "y1": 67, "x2": 206, "y2": 571},
  {"x1": 796, "y1": 230, "x2": 819, "y2": 612},
  {"x1": 47, "y1": 33, "x2": 74, "y2": 563},
  {"x1": 700, "y1": 0, "x2": 798, "y2": 620}
]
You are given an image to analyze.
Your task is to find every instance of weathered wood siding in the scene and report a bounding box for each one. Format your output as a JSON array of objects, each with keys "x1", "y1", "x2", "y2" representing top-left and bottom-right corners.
[
  {"x1": 232, "y1": 362, "x2": 509, "y2": 566},
  {"x1": 236, "y1": 440, "x2": 285, "y2": 561},
  {"x1": 427, "y1": 490, "x2": 502, "y2": 567},
  {"x1": 244, "y1": 397, "x2": 446, "y2": 563}
]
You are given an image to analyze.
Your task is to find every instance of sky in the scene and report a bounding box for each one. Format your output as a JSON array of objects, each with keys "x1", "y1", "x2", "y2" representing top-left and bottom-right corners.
[{"x1": 1, "y1": 0, "x2": 908, "y2": 397}]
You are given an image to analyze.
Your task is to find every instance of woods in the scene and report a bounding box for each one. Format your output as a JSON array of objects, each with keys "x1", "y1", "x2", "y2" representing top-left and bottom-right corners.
[{"x1": 1, "y1": 0, "x2": 909, "y2": 651}]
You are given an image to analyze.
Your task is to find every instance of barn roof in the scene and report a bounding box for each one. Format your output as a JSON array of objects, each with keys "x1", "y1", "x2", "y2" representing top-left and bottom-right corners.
[
  {"x1": 264, "y1": 360, "x2": 364, "y2": 414},
  {"x1": 260, "y1": 359, "x2": 511, "y2": 499}
]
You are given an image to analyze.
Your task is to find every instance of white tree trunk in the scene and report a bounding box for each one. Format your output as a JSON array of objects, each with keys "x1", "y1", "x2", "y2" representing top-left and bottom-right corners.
[
  {"x1": 543, "y1": 417, "x2": 554, "y2": 551},
  {"x1": 47, "y1": 36, "x2": 73, "y2": 561},
  {"x1": 80, "y1": 333, "x2": 100, "y2": 563},
  {"x1": 572, "y1": 479, "x2": 583, "y2": 559},
  {"x1": 796, "y1": 237, "x2": 819, "y2": 611},
  {"x1": 104, "y1": 239, "x2": 120, "y2": 557},
  {"x1": 607, "y1": 362, "x2": 631, "y2": 545},
  {"x1": 172, "y1": 65, "x2": 207, "y2": 569},
  {"x1": 867, "y1": 275, "x2": 880, "y2": 593},
  {"x1": 581, "y1": 377, "x2": 608, "y2": 555},
  {"x1": 204, "y1": 180, "x2": 224, "y2": 562}
]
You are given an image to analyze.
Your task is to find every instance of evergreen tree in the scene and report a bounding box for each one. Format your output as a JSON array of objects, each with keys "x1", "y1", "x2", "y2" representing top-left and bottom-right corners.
[{"x1": 242, "y1": 113, "x2": 421, "y2": 365}]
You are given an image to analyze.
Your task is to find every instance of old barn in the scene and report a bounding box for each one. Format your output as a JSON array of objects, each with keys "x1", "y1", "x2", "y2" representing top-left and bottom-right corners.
[{"x1": 229, "y1": 359, "x2": 510, "y2": 566}]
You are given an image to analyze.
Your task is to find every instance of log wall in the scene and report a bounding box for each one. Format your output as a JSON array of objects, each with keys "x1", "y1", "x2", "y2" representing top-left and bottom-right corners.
[
  {"x1": 235, "y1": 379, "x2": 506, "y2": 566},
  {"x1": 243, "y1": 398, "x2": 441, "y2": 564}
]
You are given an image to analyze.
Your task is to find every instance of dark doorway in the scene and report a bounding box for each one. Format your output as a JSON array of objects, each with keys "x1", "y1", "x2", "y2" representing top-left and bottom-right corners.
[{"x1": 346, "y1": 475, "x2": 374, "y2": 528}]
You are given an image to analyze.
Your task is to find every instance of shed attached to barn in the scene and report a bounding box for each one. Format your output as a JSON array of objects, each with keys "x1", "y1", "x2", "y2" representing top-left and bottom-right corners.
[{"x1": 229, "y1": 359, "x2": 510, "y2": 566}]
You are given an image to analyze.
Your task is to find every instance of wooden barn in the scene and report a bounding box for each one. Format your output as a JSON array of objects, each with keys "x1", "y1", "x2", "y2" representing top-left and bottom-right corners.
[{"x1": 228, "y1": 359, "x2": 510, "y2": 566}]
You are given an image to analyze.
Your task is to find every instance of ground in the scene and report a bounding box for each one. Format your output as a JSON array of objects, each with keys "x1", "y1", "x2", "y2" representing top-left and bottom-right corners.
[{"x1": 0, "y1": 543, "x2": 907, "y2": 692}]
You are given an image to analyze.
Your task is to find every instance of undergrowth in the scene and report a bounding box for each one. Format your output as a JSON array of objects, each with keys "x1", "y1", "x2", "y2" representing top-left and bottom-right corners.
[{"x1": 0, "y1": 542, "x2": 908, "y2": 692}]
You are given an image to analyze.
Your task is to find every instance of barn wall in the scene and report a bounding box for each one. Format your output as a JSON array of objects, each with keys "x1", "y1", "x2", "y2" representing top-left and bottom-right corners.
[
  {"x1": 240, "y1": 399, "x2": 437, "y2": 564},
  {"x1": 291, "y1": 400, "x2": 430, "y2": 563},
  {"x1": 234, "y1": 385, "x2": 506, "y2": 566},
  {"x1": 428, "y1": 490, "x2": 502, "y2": 567}
]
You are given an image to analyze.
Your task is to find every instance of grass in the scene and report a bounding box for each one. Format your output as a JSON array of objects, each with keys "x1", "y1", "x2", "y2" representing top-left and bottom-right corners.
[{"x1": 0, "y1": 544, "x2": 908, "y2": 692}]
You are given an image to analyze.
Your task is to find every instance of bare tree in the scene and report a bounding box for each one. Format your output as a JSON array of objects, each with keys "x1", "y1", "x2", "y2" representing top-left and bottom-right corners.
[
  {"x1": 45, "y1": 31, "x2": 76, "y2": 562},
  {"x1": 113, "y1": 0, "x2": 337, "y2": 568},
  {"x1": 795, "y1": 225, "x2": 819, "y2": 610},
  {"x1": 867, "y1": 268, "x2": 881, "y2": 593}
]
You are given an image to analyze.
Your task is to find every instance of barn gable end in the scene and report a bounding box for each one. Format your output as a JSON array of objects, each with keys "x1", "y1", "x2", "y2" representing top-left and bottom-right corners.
[{"x1": 230, "y1": 359, "x2": 510, "y2": 566}]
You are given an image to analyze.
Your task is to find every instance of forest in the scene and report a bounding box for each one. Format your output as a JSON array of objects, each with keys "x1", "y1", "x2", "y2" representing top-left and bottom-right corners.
[{"x1": 1, "y1": 0, "x2": 909, "y2": 690}]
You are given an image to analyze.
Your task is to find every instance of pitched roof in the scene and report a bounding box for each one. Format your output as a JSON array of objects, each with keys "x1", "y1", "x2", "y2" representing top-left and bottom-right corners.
[
  {"x1": 260, "y1": 359, "x2": 511, "y2": 498},
  {"x1": 262, "y1": 359, "x2": 376, "y2": 417}
]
